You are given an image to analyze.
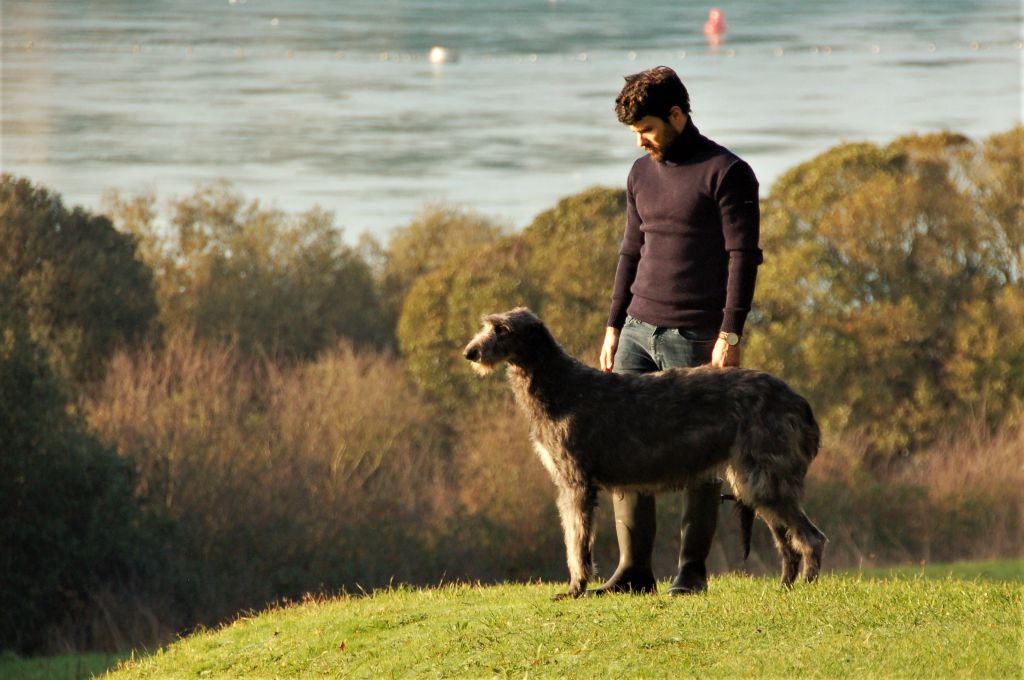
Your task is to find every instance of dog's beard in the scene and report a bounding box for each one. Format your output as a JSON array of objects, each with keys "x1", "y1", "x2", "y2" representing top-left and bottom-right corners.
[{"x1": 470, "y1": 361, "x2": 495, "y2": 376}]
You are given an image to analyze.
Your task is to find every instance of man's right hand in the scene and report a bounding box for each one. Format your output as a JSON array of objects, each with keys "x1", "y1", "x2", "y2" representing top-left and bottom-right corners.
[{"x1": 600, "y1": 326, "x2": 619, "y2": 372}]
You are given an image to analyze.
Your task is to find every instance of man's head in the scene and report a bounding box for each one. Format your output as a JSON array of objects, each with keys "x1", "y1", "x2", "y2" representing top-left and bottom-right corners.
[{"x1": 615, "y1": 66, "x2": 691, "y2": 162}]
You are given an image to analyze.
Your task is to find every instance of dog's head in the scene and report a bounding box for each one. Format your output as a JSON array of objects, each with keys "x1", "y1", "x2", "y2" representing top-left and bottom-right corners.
[{"x1": 463, "y1": 307, "x2": 545, "y2": 375}]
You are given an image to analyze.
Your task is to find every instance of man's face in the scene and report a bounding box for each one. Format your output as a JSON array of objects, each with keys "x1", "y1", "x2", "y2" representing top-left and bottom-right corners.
[{"x1": 629, "y1": 109, "x2": 686, "y2": 162}]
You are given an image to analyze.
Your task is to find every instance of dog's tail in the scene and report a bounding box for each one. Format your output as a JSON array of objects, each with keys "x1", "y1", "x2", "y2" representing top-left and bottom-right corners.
[
  {"x1": 737, "y1": 502, "x2": 755, "y2": 560},
  {"x1": 723, "y1": 494, "x2": 756, "y2": 560}
]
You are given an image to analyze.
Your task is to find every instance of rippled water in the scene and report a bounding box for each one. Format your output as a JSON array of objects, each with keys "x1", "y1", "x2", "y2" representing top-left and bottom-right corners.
[{"x1": 2, "y1": 0, "x2": 1020, "y2": 239}]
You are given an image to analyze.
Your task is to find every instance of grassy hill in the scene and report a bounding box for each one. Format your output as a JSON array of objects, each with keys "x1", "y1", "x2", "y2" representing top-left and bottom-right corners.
[{"x1": 101, "y1": 563, "x2": 1020, "y2": 679}]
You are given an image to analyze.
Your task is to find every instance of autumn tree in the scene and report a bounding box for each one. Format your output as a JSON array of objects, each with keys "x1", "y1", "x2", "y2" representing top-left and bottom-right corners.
[
  {"x1": 396, "y1": 187, "x2": 624, "y2": 405},
  {"x1": 0, "y1": 175, "x2": 158, "y2": 384},
  {"x1": 746, "y1": 128, "x2": 1023, "y2": 455},
  {"x1": 381, "y1": 204, "x2": 507, "y2": 322},
  {"x1": 105, "y1": 181, "x2": 389, "y2": 357}
]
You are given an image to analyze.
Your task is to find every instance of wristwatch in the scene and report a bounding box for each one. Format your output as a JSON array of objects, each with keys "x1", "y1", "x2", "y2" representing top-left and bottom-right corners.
[{"x1": 718, "y1": 331, "x2": 741, "y2": 346}]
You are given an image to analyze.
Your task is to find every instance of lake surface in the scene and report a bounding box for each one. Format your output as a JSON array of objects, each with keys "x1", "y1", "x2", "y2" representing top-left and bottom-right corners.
[{"x1": 2, "y1": 0, "x2": 1021, "y2": 240}]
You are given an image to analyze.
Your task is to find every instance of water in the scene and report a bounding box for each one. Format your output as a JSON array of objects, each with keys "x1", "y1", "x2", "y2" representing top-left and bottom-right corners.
[{"x1": 2, "y1": 0, "x2": 1021, "y2": 240}]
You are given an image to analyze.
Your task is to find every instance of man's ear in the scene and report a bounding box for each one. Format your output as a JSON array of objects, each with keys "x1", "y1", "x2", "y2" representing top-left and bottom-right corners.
[{"x1": 668, "y1": 106, "x2": 688, "y2": 133}]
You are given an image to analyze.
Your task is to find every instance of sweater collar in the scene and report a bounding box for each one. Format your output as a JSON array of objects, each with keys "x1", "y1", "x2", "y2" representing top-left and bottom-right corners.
[{"x1": 661, "y1": 117, "x2": 702, "y2": 165}]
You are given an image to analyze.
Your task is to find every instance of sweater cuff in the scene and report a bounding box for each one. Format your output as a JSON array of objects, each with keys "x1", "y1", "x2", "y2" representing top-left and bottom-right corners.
[
  {"x1": 721, "y1": 309, "x2": 749, "y2": 336},
  {"x1": 607, "y1": 305, "x2": 629, "y2": 330}
]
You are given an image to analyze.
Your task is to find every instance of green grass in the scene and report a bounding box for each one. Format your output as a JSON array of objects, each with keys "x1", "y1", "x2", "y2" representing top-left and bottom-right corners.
[
  {"x1": 106, "y1": 566, "x2": 1022, "y2": 679},
  {"x1": 0, "y1": 652, "x2": 128, "y2": 680},
  {"x1": 844, "y1": 558, "x2": 1024, "y2": 583}
]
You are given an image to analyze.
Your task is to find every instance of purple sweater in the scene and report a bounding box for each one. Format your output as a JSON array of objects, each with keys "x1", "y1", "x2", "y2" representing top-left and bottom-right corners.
[{"x1": 607, "y1": 119, "x2": 763, "y2": 335}]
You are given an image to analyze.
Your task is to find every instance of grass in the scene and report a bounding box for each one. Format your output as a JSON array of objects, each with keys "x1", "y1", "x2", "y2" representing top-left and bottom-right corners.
[
  {"x1": 0, "y1": 652, "x2": 127, "y2": 680},
  {"x1": 103, "y1": 562, "x2": 1022, "y2": 679},
  {"x1": 846, "y1": 558, "x2": 1024, "y2": 583}
]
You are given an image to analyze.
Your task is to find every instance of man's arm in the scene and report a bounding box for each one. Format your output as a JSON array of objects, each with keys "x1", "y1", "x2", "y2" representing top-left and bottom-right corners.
[
  {"x1": 712, "y1": 160, "x2": 762, "y2": 368},
  {"x1": 602, "y1": 177, "x2": 643, "y2": 371}
]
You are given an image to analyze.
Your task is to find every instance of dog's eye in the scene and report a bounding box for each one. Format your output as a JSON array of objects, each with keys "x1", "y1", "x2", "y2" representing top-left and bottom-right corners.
[{"x1": 494, "y1": 324, "x2": 509, "y2": 335}]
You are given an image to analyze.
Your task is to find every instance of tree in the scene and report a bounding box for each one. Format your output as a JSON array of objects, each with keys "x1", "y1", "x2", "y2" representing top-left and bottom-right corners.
[
  {"x1": 381, "y1": 204, "x2": 507, "y2": 322},
  {"x1": 522, "y1": 186, "x2": 626, "y2": 359},
  {"x1": 0, "y1": 283, "x2": 156, "y2": 653},
  {"x1": 104, "y1": 181, "x2": 389, "y2": 357},
  {"x1": 0, "y1": 175, "x2": 158, "y2": 384},
  {"x1": 746, "y1": 129, "x2": 1023, "y2": 455},
  {"x1": 396, "y1": 187, "x2": 625, "y2": 405},
  {"x1": 398, "y1": 237, "x2": 540, "y2": 408}
]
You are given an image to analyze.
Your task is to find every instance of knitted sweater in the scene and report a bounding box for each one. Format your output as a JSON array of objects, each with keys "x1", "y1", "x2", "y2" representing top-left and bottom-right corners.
[{"x1": 607, "y1": 119, "x2": 763, "y2": 335}]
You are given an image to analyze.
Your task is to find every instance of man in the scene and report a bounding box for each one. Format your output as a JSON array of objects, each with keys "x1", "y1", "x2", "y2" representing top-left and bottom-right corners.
[{"x1": 594, "y1": 66, "x2": 762, "y2": 596}]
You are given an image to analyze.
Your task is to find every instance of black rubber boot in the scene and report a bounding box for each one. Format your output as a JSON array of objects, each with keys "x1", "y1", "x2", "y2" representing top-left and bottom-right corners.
[
  {"x1": 667, "y1": 478, "x2": 722, "y2": 596},
  {"x1": 586, "y1": 491, "x2": 657, "y2": 595}
]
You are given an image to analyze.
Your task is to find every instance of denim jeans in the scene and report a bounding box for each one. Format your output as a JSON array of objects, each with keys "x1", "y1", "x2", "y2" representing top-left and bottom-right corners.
[{"x1": 613, "y1": 315, "x2": 717, "y2": 374}]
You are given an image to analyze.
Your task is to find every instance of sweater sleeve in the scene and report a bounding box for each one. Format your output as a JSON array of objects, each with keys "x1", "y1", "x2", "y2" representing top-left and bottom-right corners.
[
  {"x1": 606, "y1": 172, "x2": 643, "y2": 329},
  {"x1": 717, "y1": 160, "x2": 763, "y2": 335}
]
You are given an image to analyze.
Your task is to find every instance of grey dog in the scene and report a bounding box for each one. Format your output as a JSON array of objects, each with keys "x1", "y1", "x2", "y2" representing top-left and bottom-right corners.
[{"x1": 463, "y1": 308, "x2": 826, "y2": 599}]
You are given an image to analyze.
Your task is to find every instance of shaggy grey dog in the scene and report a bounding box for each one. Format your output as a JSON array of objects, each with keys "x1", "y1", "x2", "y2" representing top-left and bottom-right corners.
[{"x1": 463, "y1": 308, "x2": 826, "y2": 599}]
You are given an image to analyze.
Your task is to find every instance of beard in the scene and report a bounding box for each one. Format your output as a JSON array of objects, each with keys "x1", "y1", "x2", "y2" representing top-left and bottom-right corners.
[{"x1": 645, "y1": 128, "x2": 680, "y2": 162}]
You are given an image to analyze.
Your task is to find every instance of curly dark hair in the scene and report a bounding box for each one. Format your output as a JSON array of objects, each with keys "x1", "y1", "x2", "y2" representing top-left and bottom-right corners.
[{"x1": 614, "y1": 66, "x2": 691, "y2": 125}]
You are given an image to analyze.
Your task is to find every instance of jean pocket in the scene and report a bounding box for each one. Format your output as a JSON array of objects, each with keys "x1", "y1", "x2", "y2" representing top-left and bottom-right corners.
[
  {"x1": 624, "y1": 315, "x2": 642, "y2": 328},
  {"x1": 677, "y1": 327, "x2": 718, "y2": 343}
]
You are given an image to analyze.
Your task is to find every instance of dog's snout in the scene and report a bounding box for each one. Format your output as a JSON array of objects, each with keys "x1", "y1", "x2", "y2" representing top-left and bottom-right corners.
[{"x1": 464, "y1": 347, "x2": 480, "y2": 361}]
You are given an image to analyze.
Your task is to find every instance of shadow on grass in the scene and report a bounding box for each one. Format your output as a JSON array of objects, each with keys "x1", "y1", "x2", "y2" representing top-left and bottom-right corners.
[{"x1": 0, "y1": 652, "x2": 129, "y2": 680}]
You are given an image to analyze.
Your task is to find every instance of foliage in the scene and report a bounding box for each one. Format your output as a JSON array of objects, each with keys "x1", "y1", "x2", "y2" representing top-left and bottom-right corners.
[
  {"x1": 398, "y1": 236, "x2": 540, "y2": 408},
  {"x1": 0, "y1": 175, "x2": 158, "y2": 384},
  {"x1": 747, "y1": 128, "x2": 1024, "y2": 454},
  {"x1": 521, "y1": 186, "x2": 627, "y2": 358},
  {"x1": 0, "y1": 285, "x2": 157, "y2": 654},
  {"x1": 109, "y1": 575, "x2": 1021, "y2": 679},
  {"x1": 396, "y1": 186, "x2": 624, "y2": 405},
  {"x1": 104, "y1": 181, "x2": 389, "y2": 357},
  {"x1": 84, "y1": 333, "x2": 455, "y2": 625},
  {"x1": 380, "y1": 204, "x2": 507, "y2": 322}
]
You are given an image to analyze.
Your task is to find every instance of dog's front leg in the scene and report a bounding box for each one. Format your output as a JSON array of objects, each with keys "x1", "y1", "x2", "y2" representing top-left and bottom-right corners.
[{"x1": 553, "y1": 483, "x2": 597, "y2": 600}]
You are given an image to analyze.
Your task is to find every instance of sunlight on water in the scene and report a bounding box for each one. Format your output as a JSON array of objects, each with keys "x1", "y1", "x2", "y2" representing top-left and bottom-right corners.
[{"x1": 1, "y1": 0, "x2": 1020, "y2": 238}]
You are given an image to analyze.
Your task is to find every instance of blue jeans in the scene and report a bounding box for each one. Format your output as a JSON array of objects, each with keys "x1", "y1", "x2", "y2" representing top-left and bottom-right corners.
[{"x1": 613, "y1": 315, "x2": 717, "y2": 374}]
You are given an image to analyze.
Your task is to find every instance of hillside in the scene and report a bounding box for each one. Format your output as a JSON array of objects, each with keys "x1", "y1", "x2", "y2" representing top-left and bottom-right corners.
[{"x1": 107, "y1": 567, "x2": 1021, "y2": 679}]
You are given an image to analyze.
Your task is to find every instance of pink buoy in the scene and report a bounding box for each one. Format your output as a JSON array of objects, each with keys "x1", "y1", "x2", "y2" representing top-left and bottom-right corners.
[{"x1": 704, "y1": 7, "x2": 727, "y2": 37}]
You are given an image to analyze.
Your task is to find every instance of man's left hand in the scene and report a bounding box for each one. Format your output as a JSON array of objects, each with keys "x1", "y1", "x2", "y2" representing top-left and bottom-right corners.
[{"x1": 711, "y1": 338, "x2": 741, "y2": 368}]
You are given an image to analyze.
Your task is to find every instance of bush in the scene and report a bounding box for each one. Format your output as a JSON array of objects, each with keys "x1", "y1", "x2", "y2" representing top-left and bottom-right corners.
[{"x1": 85, "y1": 334, "x2": 456, "y2": 626}]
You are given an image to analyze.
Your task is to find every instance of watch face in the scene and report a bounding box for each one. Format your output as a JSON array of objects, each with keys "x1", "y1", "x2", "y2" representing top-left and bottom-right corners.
[{"x1": 726, "y1": 332, "x2": 740, "y2": 346}]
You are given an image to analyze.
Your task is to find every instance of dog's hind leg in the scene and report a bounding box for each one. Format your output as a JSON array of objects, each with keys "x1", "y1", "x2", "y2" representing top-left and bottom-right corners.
[
  {"x1": 765, "y1": 520, "x2": 800, "y2": 587},
  {"x1": 554, "y1": 483, "x2": 598, "y2": 600},
  {"x1": 789, "y1": 510, "x2": 827, "y2": 583},
  {"x1": 761, "y1": 502, "x2": 826, "y2": 585}
]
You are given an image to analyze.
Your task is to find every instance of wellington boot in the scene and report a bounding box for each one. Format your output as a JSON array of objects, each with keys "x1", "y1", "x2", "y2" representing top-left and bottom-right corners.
[
  {"x1": 586, "y1": 491, "x2": 657, "y2": 595},
  {"x1": 667, "y1": 478, "x2": 721, "y2": 596}
]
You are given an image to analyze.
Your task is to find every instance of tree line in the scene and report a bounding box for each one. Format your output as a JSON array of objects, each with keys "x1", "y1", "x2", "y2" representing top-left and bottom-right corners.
[{"x1": 1, "y1": 127, "x2": 1020, "y2": 653}]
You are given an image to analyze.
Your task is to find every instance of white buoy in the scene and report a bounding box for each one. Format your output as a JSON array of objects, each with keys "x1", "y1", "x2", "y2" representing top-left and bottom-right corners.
[{"x1": 428, "y1": 45, "x2": 458, "y2": 65}]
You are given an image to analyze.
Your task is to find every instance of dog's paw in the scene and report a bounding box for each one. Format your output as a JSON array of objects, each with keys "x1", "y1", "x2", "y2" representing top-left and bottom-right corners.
[{"x1": 553, "y1": 582, "x2": 587, "y2": 600}]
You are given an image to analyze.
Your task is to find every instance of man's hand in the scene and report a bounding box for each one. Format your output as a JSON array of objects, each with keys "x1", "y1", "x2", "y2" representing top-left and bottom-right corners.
[
  {"x1": 711, "y1": 338, "x2": 741, "y2": 368},
  {"x1": 600, "y1": 326, "x2": 619, "y2": 372}
]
